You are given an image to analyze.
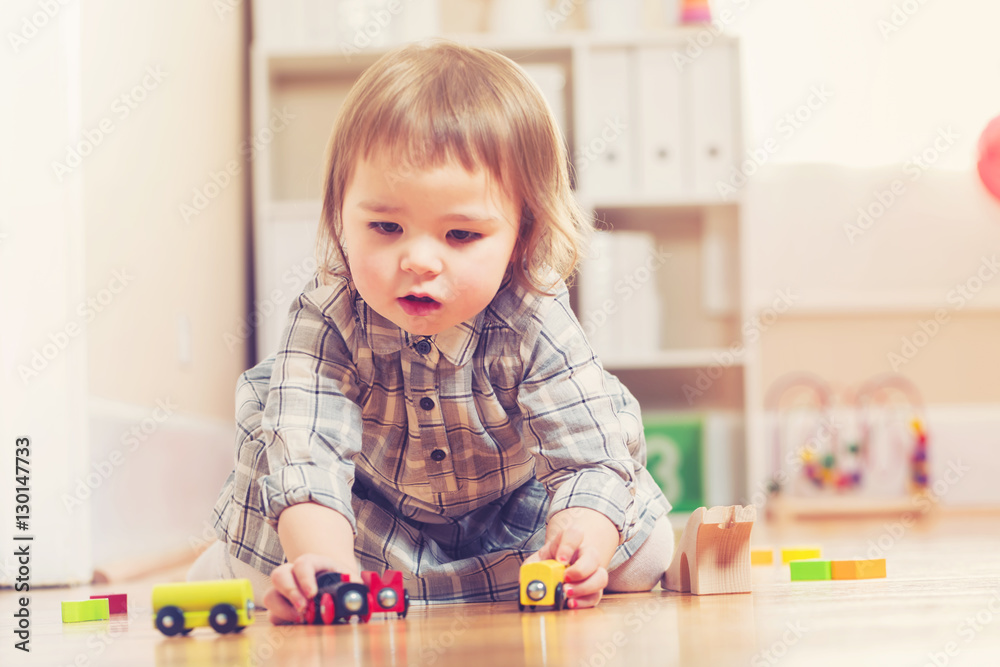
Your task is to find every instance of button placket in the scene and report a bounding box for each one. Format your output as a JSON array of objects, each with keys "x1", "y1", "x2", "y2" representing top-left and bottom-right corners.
[{"x1": 406, "y1": 349, "x2": 456, "y2": 494}]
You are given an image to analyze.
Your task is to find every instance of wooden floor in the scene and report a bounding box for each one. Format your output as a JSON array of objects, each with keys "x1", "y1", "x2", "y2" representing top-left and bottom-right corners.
[{"x1": 4, "y1": 513, "x2": 1000, "y2": 666}]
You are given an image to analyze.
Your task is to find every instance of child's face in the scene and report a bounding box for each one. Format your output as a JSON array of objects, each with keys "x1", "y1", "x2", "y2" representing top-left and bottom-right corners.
[{"x1": 341, "y1": 152, "x2": 521, "y2": 337}]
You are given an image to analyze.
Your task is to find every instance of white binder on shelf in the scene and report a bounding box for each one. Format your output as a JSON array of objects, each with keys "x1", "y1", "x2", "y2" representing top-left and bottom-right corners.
[
  {"x1": 577, "y1": 230, "x2": 662, "y2": 363},
  {"x1": 636, "y1": 46, "x2": 686, "y2": 198},
  {"x1": 578, "y1": 48, "x2": 634, "y2": 200},
  {"x1": 688, "y1": 43, "x2": 738, "y2": 199}
]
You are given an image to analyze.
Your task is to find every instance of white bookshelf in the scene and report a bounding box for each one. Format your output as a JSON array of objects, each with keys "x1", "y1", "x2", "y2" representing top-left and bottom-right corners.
[{"x1": 249, "y1": 25, "x2": 751, "y2": 502}]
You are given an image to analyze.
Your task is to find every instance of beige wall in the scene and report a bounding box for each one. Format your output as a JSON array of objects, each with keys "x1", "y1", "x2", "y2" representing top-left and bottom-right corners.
[
  {"x1": 761, "y1": 312, "x2": 1000, "y2": 405},
  {"x1": 81, "y1": 1, "x2": 249, "y2": 421}
]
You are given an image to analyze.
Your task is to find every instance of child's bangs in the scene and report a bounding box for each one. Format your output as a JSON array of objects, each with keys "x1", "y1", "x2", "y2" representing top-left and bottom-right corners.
[{"x1": 355, "y1": 83, "x2": 516, "y2": 198}]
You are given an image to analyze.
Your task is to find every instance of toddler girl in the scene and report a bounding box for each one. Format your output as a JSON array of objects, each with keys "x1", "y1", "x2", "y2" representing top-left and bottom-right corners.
[{"x1": 191, "y1": 39, "x2": 673, "y2": 623}]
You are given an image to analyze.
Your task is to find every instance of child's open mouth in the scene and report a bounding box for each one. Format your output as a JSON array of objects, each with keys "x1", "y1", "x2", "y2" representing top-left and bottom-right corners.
[{"x1": 398, "y1": 295, "x2": 442, "y2": 317}]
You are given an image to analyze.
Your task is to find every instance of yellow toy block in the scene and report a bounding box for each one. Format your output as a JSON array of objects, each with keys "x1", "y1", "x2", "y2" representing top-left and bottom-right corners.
[
  {"x1": 751, "y1": 549, "x2": 774, "y2": 565},
  {"x1": 62, "y1": 598, "x2": 110, "y2": 623},
  {"x1": 781, "y1": 547, "x2": 822, "y2": 564},
  {"x1": 831, "y1": 559, "x2": 886, "y2": 580},
  {"x1": 519, "y1": 560, "x2": 568, "y2": 611}
]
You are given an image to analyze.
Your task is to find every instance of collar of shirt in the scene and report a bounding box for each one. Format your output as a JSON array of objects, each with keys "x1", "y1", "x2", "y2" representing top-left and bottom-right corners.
[{"x1": 349, "y1": 286, "x2": 486, "y2": 367}]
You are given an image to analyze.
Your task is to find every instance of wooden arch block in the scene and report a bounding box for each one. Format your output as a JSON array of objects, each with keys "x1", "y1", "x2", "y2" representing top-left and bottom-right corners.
[{"x1": 663, "y1": 505, "x2": 756, "y2": 595}]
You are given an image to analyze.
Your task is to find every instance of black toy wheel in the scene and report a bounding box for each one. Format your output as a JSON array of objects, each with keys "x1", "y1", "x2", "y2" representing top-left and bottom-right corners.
[
  {"x1": 209, "y1": 603, "x2": 239, "y2": 634},
  {"x1": 554, "y1": 583, "x2": 565, "y2": 611},
  {"x1": 155, "y1": 606, "x2": 186, "y2": 636},
  {"x1": 398, "y1": 591, "x2": 410, "y2": 619},
  {"x1": 518, "y1": 600, "x2": 526, "y2": 612}
]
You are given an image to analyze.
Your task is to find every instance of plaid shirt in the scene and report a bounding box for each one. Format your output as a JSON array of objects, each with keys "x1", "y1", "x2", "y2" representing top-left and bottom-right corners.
[{"x1": 210, "y1": 271, "x2": 668, "y2": 598}]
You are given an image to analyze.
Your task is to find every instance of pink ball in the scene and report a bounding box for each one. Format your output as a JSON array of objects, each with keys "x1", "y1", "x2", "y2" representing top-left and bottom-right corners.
[{"x1": 978, "y1": 115, "x2": 1000, "y2": 201}]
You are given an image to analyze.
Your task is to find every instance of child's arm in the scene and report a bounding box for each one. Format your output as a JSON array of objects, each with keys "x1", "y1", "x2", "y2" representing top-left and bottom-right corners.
[
  {"x1": 253, "y1": 279, "x2": 367, "y2": 623},
  {"x1": 516, "y1": 285, "x2": 641, "y2": 607},
  {"x1": 262, "y1": 502, "x2": 359, "y2": 624}
]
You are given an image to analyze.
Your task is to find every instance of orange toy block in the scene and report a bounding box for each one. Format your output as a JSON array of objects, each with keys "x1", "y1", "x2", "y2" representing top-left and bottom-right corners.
[
  {"x1": 830, "y1": 559, "x2": 886, "y2": 580},
  {"x1": 663, "y1": 505, "x2": 756, "y2": 595},
  {"x1": 751, "y1": 549, "x2": 774, "y2": 565}
]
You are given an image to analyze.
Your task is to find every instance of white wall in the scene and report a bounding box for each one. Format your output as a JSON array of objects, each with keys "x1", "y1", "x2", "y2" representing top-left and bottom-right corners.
[
  {"x1": 2, "y1": 0, "x2": 249, "y2": 584},
  {"x1": 0, "y1": 1, "x2": 92, "y2": 586}
]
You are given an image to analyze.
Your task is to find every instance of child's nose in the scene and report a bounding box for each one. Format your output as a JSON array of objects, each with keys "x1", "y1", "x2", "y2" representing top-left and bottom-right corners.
[{"x1": 399, "y1": 238, "x2": 443, "y2": 276}]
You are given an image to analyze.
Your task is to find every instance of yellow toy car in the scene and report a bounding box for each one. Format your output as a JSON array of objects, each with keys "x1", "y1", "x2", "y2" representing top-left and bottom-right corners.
[
  {"x1": 152, "y1": 579, "x2": 255, "y2": 636},
  {"x1": 519, "y1": 560, "x2": 568, "y2": 612}
]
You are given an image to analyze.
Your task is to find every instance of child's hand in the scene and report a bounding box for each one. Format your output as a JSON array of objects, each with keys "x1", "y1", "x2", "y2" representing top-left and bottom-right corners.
[
  {"x1": 263, "y1": 554, "x2": 362, "y2": 625},
  {"x1": 524, "y1": 507, "x2": 620, "y2": 610}
]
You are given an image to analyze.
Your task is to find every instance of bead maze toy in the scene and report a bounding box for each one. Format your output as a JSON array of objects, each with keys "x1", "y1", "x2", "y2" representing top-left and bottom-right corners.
[
  {"x1": 764, "y1": 373, "x2": 932, "y2": 520},
  {"x1": 663, "y1": 505, "x2": 756, "y2": 595}
]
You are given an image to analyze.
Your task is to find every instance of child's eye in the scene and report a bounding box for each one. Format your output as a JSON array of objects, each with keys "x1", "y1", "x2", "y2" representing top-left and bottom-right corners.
[
  {"x1": 369, "y1": 222, "x2": 401, "y2": 235},
  {"x1": 448, "y1": 229, "x2": 482, "y2": 243}
]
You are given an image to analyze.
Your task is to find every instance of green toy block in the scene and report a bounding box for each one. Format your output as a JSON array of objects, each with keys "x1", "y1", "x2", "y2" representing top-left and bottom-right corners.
[
  {"x1": 790, "y1": 559, "x2": 832, "y2": 581},
  {"x1": 62, "y1": 598, "x2": 110, "y2": 623},
  {"x1": 643, "y1": 415, "x2": 704, "y2": 512}
]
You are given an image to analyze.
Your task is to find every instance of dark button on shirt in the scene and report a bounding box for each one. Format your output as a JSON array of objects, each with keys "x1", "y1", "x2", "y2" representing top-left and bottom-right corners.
[
  {"x1": 430, "y1": 449, "x2": 447, "y2": 462},
  {"x1": 419, "y1": 397, "x2": 435, "y2": 411},
  {"x1": 414, "y1": 339, "x2": 432, "y2": 355}
]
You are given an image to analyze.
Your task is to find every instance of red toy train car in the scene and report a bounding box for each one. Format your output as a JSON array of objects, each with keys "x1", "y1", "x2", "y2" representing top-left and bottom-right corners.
[{"x1": 304, "y1": 570, "x2": 409, "y2": 625}]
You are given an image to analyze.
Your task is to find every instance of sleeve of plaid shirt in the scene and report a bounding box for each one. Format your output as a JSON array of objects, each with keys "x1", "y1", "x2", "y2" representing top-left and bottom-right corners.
[
  {"x1": 517, "y1": 285, "x2": 638, "y2": 543},
  {"x1": 255, "y1": 282, "x2": 365, "y2": 534}
]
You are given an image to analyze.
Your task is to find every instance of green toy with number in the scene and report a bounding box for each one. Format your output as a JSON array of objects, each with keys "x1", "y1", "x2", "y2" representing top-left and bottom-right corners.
[{"x1": 643, "y1": 414, "x2": 705, "y2": 512}]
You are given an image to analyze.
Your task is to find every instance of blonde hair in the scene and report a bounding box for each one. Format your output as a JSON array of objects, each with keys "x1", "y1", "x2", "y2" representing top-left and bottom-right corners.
[{"x1": 315, "y1": 39, "x2": 590, "y2": 295}]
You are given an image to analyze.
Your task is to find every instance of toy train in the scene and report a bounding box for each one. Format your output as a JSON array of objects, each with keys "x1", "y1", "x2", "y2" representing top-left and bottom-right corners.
[
  {"x1": 153, "y1": 570, "x2": 409, "y2": 636},
  {"x1": 153, "y1": 579, "x2": 255, "y2": 636},
  {"x1": 519, "y1": 560, "x2": 569, "y2": 612},
  {"x1": 304, "y1": 570, "x2": 409, "y2": 625}
]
